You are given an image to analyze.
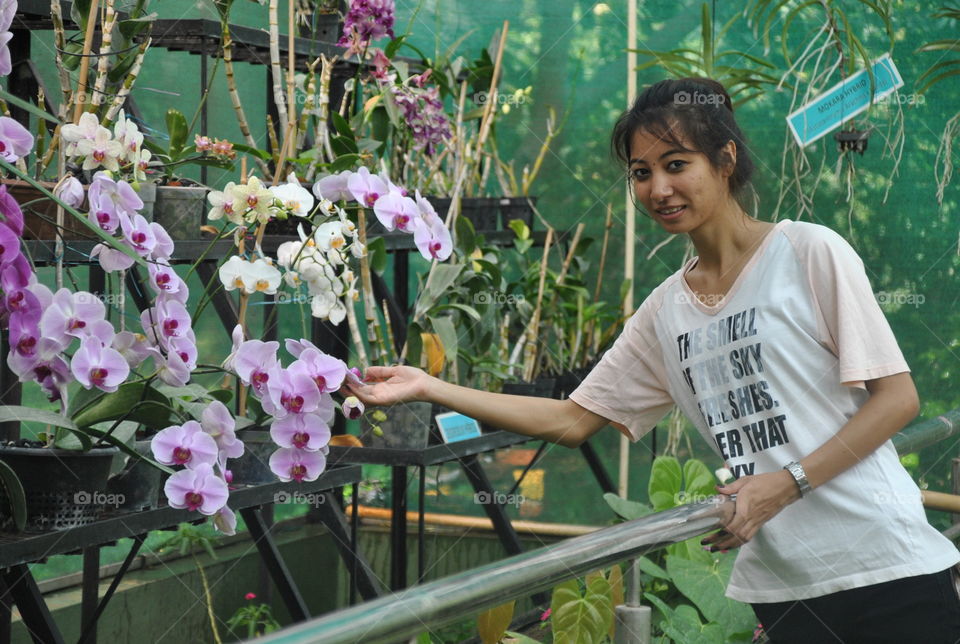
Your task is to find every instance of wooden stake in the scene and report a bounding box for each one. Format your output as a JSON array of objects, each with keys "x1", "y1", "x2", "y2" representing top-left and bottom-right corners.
[{"x1": 72, "y1": 0, "x2": 102, "y2": 123}]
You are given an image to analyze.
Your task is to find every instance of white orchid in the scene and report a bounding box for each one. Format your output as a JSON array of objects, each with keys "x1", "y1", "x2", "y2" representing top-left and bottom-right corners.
[{"x1": 269, "y1": 174, "x2": 314, "y2": 219}]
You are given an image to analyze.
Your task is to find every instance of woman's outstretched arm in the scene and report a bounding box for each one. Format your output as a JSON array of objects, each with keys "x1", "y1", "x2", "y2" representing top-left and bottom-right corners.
[{"x1": 343, "y1": 365, "x2": 612, "y2": 448}]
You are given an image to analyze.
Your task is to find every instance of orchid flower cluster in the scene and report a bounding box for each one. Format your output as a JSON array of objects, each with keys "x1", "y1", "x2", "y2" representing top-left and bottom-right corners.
[
  {"x1": 337, "y1": 0, "x2": 395, "y2": 58},
  {"x1": 150, "y1": 400, "x2": 243, "y2": 535},
  {"x1": 61, "y1": 111, "x2": 150, "y2": 184},
  {"x1": 224, "y1": 330, "x2": 364, "y2": 482},
  {"x1": 208, "y1": 167, "x2": 451, "y2": 326}
]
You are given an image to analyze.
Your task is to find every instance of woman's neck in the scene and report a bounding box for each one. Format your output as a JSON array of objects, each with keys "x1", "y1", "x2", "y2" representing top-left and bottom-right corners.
[{"x1": 687, "y1": 201, "x2": 771, "y2": 275}]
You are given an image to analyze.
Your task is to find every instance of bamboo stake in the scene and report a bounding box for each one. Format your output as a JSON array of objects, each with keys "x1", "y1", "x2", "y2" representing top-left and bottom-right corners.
[
  {"x1": 345, "y1": 289, "x2": 369, "y2": 368},
  {"x1": 50, "y1": 0, "x2": 72, "y2": 113},
  {"x1": 306, "y1": 54, "x2": 336, "y2": 181},
  {"x1": 521, "y1": 227, "x2": 553, "y2": 382},
  {"x1": 104, "y1": 37, "x2": 151, "y2": 124},
  {"x1": 72, "y1": 0, "x2": 102, "y2": 123},
  {"x1": 580, "y1": 203, "x2": 614, "y2": 367},
  {"x1": 91, "y1": 0, "x2": 117, "y2": 107},
  {"x1": 222, "y1": 22, "x2": 271, "y2": 176},
  {"x1": 356, "y1": 209, "x2": 387, "y2": 363},
  {"x1": 381, "y1": 300, "x2": 396, "y2": 364},
  {"x1": 268, "y1": 0, "x2": 289, "y2": 134}
]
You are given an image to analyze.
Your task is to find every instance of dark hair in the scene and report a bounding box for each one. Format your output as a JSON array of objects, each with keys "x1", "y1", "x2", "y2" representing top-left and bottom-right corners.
[{"x1": 611, "y1": 77, "x2": 754, "y2": 202}]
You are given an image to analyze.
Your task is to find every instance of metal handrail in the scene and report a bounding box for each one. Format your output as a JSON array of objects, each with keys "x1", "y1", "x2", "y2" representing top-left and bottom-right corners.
[
  {"x1": 252, "y1": 498, "x2": 735, "y2": 644},
  {"x1": 892, "y1": 408, "x2": 960, "y2": 455}
]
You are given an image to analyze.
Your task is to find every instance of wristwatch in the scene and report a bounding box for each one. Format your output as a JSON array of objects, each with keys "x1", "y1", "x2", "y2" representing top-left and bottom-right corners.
[{"x1": 783, "y1": 461, "x2": 812, "y2": 497}]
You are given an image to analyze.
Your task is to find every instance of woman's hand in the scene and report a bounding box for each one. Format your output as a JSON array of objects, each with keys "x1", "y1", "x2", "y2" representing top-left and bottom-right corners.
[
  {"x1": 701, "y1": 470, "x2": 800, "y2": 552},
  {"x1": 342, "y1": 365, "x2": 433, "y2": 407}
]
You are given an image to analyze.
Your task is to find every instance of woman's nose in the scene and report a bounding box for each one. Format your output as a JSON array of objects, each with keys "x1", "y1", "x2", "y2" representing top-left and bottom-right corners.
[{"x1": 650, "y1": 173, "x2": 673, "y2": 200}]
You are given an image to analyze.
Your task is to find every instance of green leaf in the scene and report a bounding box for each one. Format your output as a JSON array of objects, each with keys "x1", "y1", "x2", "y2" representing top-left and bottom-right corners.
[
  {"x1": 454, "y1": 216, "x2": 477, "y2": 253},
  {"x1": 424, "y1": 263, "x2": 463, "y2": 302},
  {"x1": 367, "y1": 237, "x2": 388, "y2": 274},
  {"x1": 231, "y1": 142, "x2": 273, "y2": 161},
  {"x1": 331, "y1": 112, "x2": 356, "y2": 142},
  {"x1": 666, "y1": 554, "x2": 756, "y2": 639},
  {"x1": 508, "y1": 219, "x2": 530, "y2": 241},
  {"x1": 331, "y1": 134, "x2": 359, "y2": 156},
  {"x1": 55, "y1": 420, "x2": 138, "y2": 450},
  {"x1": 648, "y1": 456, "x2": 682, "y2": 511},
  {"x1": 662, "y1": 604, "x2": 726, "y2": 644},
  {"x1": 166, "y1": 109, "x2": 189, "y2": 158},
  {"x1": 72, "y1": 382, "x2": 173, "y2": 431},
  {"x1": 327, "y1": 153, "x2": 361, "y2": 173},
  {"x1": 603, "y1": 491, "x2": 654, "y2": 520},
  {"x1": 0, "y1": 87, "x2": 59, "y2": 124},
  {"x1": 384, "y1": 35, "x2": 406, "y2": 59},
  {"x1": 406, "y1": 320, "x2": 424, "y2": 368},
  {"x1": 0, "y1": 406, "x2": 81, "y2": 431},
  {"x1": 428, "y1": 315, "x2": 459, "y2": 364},
  {"x1": 0, "y1": 459, "x2": 26, "y2": 532},
  {"x1": 682, "y1": 458, "x2": 716, "y2": 502},
  {"x1": 208, "y1": 389, "x2": 234, "y2": 405},
  {"x1": 551, "y1": 575, "x2": 613, "y2": 644},
  {"x1": 636, "y1": 555, "x2": 670, "y2": 580},
  {"x1": 431, "y1": 302, "x2": 482, "y2": 322},
  {"x1": 477, "y1": 600, "x2": 514, "y2": 644},
  {"x1": 107, "y1": 51, "x2": 139, "y2": 83},
  {"x1": 502, "y1": 632, "x2": 540, "y2": 644}
]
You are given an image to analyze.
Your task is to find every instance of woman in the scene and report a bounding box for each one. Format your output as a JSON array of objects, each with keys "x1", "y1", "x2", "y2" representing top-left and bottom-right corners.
[{"x1": 344, "y1": 77, "x2": 960, "y2": 643}]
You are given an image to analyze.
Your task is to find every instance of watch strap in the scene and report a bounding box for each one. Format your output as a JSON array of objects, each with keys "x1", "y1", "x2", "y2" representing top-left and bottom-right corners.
[{"x1": 783, "y1": 461, "x2": 812, "y2": 497}]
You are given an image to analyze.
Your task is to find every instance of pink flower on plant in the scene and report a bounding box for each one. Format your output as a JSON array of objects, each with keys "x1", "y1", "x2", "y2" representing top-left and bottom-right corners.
[
  {"x1": 313, "y1": 170, "x2": 354, "y2": 202},
  {"x1": 164, "y1": 463, "x2": 229, "y2": 515},
  {"x1": 194, "y1": 134, "x2": 213, "y2": 152},
  {"x1": 0, "y1": 218, "x2": 19, "y2": 267},
  {"x1": 373, "y1": 191, "x2": 420, "y2": 232},
  {"x1": 270, "y1": 409, "x2": 333, "y2": 451},
  {"x1": 40, "y1": 289, "x2": 107, "y2": 343},
  {"x1": 269, "y1": 447, "x2": 326, "y2": 483},
  {"x1": 294, "y1": 347, "x2": 347, "y2": 393},
  {"x1": 150, "y1": 222, "x2": 175, "y2": 260},
  {"x1": 262, "y1": 365, "x2": 322, "y2": 418},
  {"x1": 121, "y1": 213, "x2": 157, "y2": 256},
  {"x1": 233, "y1": 339, "x2": 280, "y2": 397},
  {"x1": 54, "y1": 176, "x2": 85, "y2": 209},
  {"x1": 342, "y1": 395, "x2": 364, "y2": 420},
  {"x1": 244, "y1": 592, "x2": 257, "y2": 601},
  {"x1": 88, "y1": 172, "x2": 143, "y2": 218},
  {"x1": 0, "y1": 0, "x2": 15, "y2": 77},
  {"x1": 90, "y1": 243, "x2": 135, "y2": 272},
  {"x1": 221, "y1": 324, "x2": 245, "y2": 372},
  {"x1": 152, "y1": 420, "x2": 219, "y2": 469},
  {"x1": 347, "y1": 166, "x2": 388, "y2": 208},
  {"x1": 201, "y1": 400, "x2": 245, "y2": 460},
  {"x1": 0, "y1": 184, "x2": 24, "y2": 235},
  {"x1": 213, "y1": 505, "x2": 237, "y2": 536},
  {"x1": 0, "y1": 116, "x2": 34, "y2": 162},
  {"x1": 112, "y1": 331, "x2": 151, "y2": 368},
  {"x1": 70, "y1": 336, "x2": 130, "y2": 392},
  {"x1": 147, "y1": 262, "x2": 188, "y2": 302}
]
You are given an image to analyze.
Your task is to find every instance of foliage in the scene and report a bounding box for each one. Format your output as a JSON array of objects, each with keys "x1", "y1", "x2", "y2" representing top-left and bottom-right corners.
[
  {"x1": 603, "y1": 456, "x2": 757, "y2": 643},
  {"x1": 226, "y1": 593, "x2": 281, "y2": 639}
]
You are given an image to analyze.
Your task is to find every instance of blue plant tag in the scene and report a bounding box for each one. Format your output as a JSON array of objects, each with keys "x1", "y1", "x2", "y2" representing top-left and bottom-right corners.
[
  {"x1": 786, "y1": 53, "x2": 904, "y2": 147},
  {"x1": 435, "y1": 411, "x2": 482, "y2": 443}
]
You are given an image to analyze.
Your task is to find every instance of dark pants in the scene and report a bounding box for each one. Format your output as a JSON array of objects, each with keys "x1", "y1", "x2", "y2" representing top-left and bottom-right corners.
[{"x1": 752, "y1": 567, "x2": 960, "y2": 644}]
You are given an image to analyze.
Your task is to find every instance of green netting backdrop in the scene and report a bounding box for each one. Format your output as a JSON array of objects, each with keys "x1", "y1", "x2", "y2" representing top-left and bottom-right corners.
[{"x1": 25, "y1": 0, "x2": 960, "y2": 529}]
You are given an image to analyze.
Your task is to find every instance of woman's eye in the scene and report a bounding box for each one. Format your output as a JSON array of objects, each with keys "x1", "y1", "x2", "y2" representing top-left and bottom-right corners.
[
  {"x1": 667, "y1": 160, "x2": 687, "y2": 171},
  {"x1": 631, "y1": 168, "x2": 648, "y2": 180}
]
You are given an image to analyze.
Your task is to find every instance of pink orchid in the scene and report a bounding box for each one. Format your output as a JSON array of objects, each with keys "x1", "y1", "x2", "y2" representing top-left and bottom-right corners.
[
  {"x1": 269, "y1": 447, "x2": 326, "y2": 483},
  {"x1": 233, "y1": 339, "x2": 280, "y2": 397},
  {"x1": 0, "y1": 116, "x2": 34, "y2": 162},
  {"x1": 294, "y1": 348, "x2": 347, "y2": 393},
  {"x1": 222, "y1": 324, "x2": 245, "y2": 372},
  {"x1": 112, "y1": 331, "x2": 152, "y2": 368},
  {"x1": 148, "y1": 262, "x2": 188, "y2": 302},
  {"x1": 373, "y1": 191, "x2": 420, "y2": 232},
  {"x1": 54, "y1": 176, "x2": 85, "y2": 209},
  {"x1": 0, "y1": 0, "x2": 14, "y2": 77},
  {"x1": 164, "y1": 463, "x2": 229, "y2": 515},
  {"x1": 88, "y1": 172, "x2": 143, "y2": 218},
  {"x1": 270, "y1": 408, "x2": 333, "y2": 451},
  {"x1": 313, "y1": 170, "x2": 354, "y2": 202},
  {"x1": 167, "y1": 335, "x2": 198, "y2": 370},
  {"x1": 0, "y1": 219, "x2": 19, "y2": 267},
  {"x1": 153, "y1": 347, "x2": 192, "y2": 387},
  {"x1": 151, "y1": 420, "x2": 219, "y2": 469},
  {"x1": 345, "y1": 367, "x2": 366, "y2": 386},
  {"x1": 141, "y1": 299, "x2": 192, "y2": 345},
  {"x1": 201, "y1": 400, "x2": 245, "y2": 460},
  {"x1": 40, "y1": 289, "x2": 107, "y2": 343},
  {"x1": 121, "y1": 213, "x2": 157, "y2": 256},
  {"x1": 0, "y1": 184, "x2": 23, "y2": 235},
  {"x1": 70, "y1": 336, "x2": 130, "y2": 392},
  {"x1": 213, "y1": 505, "x2": 237, "y2": 535},
  {"x1": 342, "y1": 395, "x2": 364, "y2": 420},
  {"x1": 262, "y1": 366, "x2": 322, "y2": 418},
  {"x1": 347, "y1": 166, "x2": 389, "y2": 208},
  {"x1": 413, "y1": 214, "x2": 452, "y2": 261},
  {"x1": 150, "y1": 222, "x2": 175, "y2": 260}
]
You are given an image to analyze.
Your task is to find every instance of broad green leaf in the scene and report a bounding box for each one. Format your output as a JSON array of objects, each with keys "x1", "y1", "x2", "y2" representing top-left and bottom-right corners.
[
  {"x1": 607, "y1": 566, "x2": 624, "y2": 640},
  {"x1": 166, "y1": 109, "x2": 189, "y2": 158},
  {"x1": 0, "y1": 458, "x2": 26, "y2": 532},
  {"x1": 330, "y1": 111, "x2": 355, "y2": 142},
  {"x1": 454, "y1": 215, "x2": 477, "y2": 253},
  {"x1": 502, "y1": 632, "x2": 540, "y2": 644},
  {"x1": 552, "y1": 574, "x2": 613, "y2": 644},
  {"x1": 648, "y1": 456, "x2": 682, "y2": 511},
  {"x1": 431, "y1": 302, "x2": 482, "y2": 322},
  {"x1": 603, "y1": 491, "x2": 654, "y2": 520},
  {"x1": 508, "y1": 219, "x2": 530, "y2": 241},
  {"x1": 682, "y1": 458, "x2": 716, "y2": 502},
  {"x1": 384, "y1": 35, "x2": 406, "y2": 59},
  {"x1": 428, "y1": 315, "x2": 458, "y2": 364},
  {"x1": 367, "y1": 237, "x2": 388, "y2": 274},
  {"x1": 406, "y1": 320, "x2": 424, "y2": 368},
  {"x1": 662, "y1": 604, "x2": 726, "y2": 644},
  {"x1": 55, "y1": 420, "x2": 138, "y2": 450},
  {"x1": 0, "y1": 405, "x2": 80, "y2": 431},
  {"x1": 72, "y1": 382, "x2": 173, "y2": 431},
  {"x1": 477, "y1": 600, "x2": 514, "y2": 644},
  {"x1": 636, "y1": 555, "x2": 670, "y2": 580},
  {"x1": 666, "y1": 554, "x2": 756, "y2": 638},
  {"x1": 327, "y1": 153, "x2": 361, "y2": 173},
  {"x1": 424, "y1": 263, "x2": 463, "y2": 302}
]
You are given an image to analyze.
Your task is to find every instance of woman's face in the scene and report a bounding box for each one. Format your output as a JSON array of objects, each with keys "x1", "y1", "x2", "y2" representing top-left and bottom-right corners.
[{"x1": 628, "y1": 127, "x2": 733, "y2": 234}]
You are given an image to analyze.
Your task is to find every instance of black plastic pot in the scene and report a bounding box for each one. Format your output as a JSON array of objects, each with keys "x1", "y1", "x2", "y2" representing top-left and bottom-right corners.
[
  {"x1": 0, "y1": 446, "x2": 119, "y2": 532},
  {"x1": 229, "y1": 430, "x2": 277, "y2": 485},
  {"x1": 107, "y1": 440, "x2": 162, "y2": 512},
  {"x1": 430, "y1": 197, "x2": 500, "y2": 233},
  {"x1": 498, "y1": 196, "x2": 537, "y2": 230}
]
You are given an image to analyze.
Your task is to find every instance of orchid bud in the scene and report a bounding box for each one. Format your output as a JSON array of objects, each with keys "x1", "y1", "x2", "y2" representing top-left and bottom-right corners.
[
  {"x1": 371, "y1": 409, "x2": 387, "y2": 422},
  {"x1": 54, "y1": 176, "x2": 85, "y2": 208},
  {"x1": 342, "y1": 395, "x2": 364, "y2": 420}
]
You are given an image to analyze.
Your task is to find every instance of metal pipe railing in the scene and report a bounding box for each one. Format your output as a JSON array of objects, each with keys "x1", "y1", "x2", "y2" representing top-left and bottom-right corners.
[
  {"x1": 892, "y1": 408, "x2": 960, "y2": 455},
  {"x1": 252, "y1": 498, "x2": 735, "y2": 644}
]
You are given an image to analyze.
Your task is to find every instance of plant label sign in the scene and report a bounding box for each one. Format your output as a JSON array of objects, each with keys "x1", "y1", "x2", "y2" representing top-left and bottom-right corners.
[
  {"x1": 435, "y1": 411, "x2": 482, "y2": 443},
  {"x1": 786, "y1": 54, "x2": 904, "y2": 147}
]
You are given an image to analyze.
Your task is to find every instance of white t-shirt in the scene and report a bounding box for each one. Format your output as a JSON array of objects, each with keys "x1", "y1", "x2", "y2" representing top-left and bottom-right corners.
[{"x1": 570, "y1": 219, "x2": 959, "y2": 603}]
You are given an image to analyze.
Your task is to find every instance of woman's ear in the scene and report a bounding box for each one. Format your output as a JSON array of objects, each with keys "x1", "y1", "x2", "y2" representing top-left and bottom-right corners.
[{"x1": 721, "y1": 140, "x2": 737, "y2": 177}]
